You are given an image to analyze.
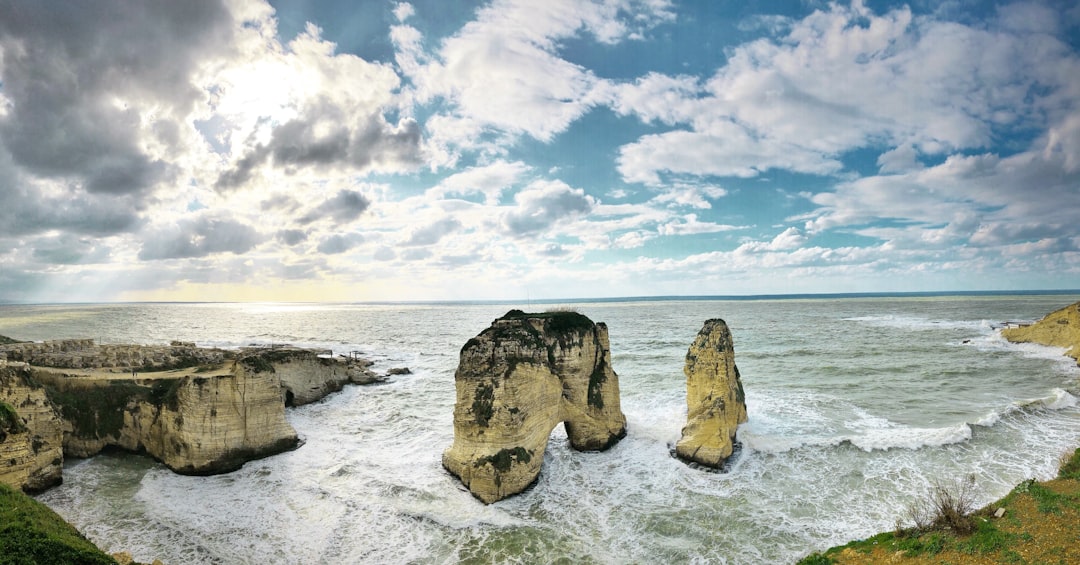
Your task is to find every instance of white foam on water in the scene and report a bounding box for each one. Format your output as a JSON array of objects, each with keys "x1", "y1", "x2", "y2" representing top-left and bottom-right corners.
[{"x1": 19, "y1": 297, "x2": 1080, "y2": 564}]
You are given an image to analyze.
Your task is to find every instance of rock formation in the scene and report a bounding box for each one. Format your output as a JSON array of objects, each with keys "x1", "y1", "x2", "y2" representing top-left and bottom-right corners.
[
  {"x1": 267, "y1": 348, "x2": 382, "y2": 406},
  {"x1": 443, "y1": 310, "x2": 626, "y2": 503},
  {"x1": 33, "y1": 354, "x2": 300, "y2": 475},
  {"x1": 0, "y1": 364, "x2": 64, "y2": 492},
  {"x1": 1001, "y1": 301, "x2": 1080, "y2": 366},
  {"x1": 1, "y1": 338, "x2": 383, "y2": 483},
  {"x1": 675, "y1": 319, "x2": 747, "y2": 469}
]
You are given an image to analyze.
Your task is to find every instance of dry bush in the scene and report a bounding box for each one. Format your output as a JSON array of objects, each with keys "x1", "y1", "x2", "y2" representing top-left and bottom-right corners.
[{"x1": 903, "y1": 474, "x2": 978, "y2": 535}]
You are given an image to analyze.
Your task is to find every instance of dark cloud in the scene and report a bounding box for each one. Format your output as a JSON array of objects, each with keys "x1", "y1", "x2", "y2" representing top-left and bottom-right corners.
[
  {"x1": 316, "y1": 233, "x2": 363, "y2": 254},
  {"x1": 0, "y1": 0, "x2": 234, "y2": 196},
  {"x1": 215, "y1": 105, "x2": 423, "y2": 190},
  {"x1": 298, "y1": 189, "x2": 372, "y2": 225},
  {"x1": 404, "y1": 217, "x2": 461, "y2": 246},
  {"x1": 31, "y1": 235, "x2": 111, "y2": 265},
  {"x1": 0, "y1": 164, "x2": 141, "y2": 237},
  {"x1": 276, "y1": 229, "x2": 308, "y2": 246},
  {"x1": 138, "y1": 216, "x2": 263, "y2": 260},
  {"x1": 502, "y1": 182, "x2": 595, "y2": 237}
]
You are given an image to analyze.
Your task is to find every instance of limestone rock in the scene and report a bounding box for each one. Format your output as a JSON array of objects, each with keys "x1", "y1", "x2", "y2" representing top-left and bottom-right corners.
[
  {"x1": 1001, "y1": 301, "x2": 1080, "y2": 366},
  {"x1": 443, "y1": 310, "x2": 627, "y2": 503},
  {"x1": 675, "y1": 319, "x2": 747, "y2": 469},
  {"x1": 264, "y1": 348, "x2": 380, "y2": 406},
  {"x1": 0, "y1": 364, "x2": 64, "y2": 492},
  {"x1": 37, "y1": 356, "x2": 299, "y2": 475}
]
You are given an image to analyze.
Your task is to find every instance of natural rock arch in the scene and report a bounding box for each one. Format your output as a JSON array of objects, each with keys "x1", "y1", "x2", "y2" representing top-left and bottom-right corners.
[{"x1": 443, "y1": 310, "x2": 627, "y2": 503}]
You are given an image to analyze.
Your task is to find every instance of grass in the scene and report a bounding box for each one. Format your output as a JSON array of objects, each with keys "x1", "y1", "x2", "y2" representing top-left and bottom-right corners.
[
  {"x1": 798, "y1": 446, "x2": 1080, "y2": 564},
  {"x1": 0, "y1": 483, "x2": 115, "y2": 565}
]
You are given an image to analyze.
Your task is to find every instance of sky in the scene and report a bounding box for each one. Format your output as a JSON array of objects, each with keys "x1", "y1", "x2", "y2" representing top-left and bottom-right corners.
[{"x1": 0, "y1": 0, "x2": 1078, "y2": 303}]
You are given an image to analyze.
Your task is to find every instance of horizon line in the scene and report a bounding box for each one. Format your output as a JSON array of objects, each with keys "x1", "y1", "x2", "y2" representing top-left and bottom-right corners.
[{"x1": 2, "y1": 289, "x2": 1079, "y2": 307}]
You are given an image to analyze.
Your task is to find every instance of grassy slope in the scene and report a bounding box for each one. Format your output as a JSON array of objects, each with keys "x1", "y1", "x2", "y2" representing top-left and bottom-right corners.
[
  {"x1": 798, "y1": 447, "x2": 1080, "y2": 564},
  {"x1": 0, "y1": 483, "x2": 115, "y2": 565}
]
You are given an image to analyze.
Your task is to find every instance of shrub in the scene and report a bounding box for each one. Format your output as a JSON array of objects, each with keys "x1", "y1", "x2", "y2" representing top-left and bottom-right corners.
[{"x1": 905, "y1": 474, "x2": 979, "y2": 535}]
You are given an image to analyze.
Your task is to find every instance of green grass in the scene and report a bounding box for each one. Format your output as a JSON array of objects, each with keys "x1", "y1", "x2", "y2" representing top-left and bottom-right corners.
[
  {"x1": 1059, "y1": 447, "x2": 1080, "y2": 480},
  {"x1": 0, "y1": 483, "x2": 115, "y2": 565}
]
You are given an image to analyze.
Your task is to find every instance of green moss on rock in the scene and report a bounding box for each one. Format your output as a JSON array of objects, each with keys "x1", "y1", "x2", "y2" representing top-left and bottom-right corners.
[
  {"x1": 474, "y1": 447, "x2": 532, "y2": 473},
  {"x1": 0, "y1": 401, "x2": 27, "y2": 443}
]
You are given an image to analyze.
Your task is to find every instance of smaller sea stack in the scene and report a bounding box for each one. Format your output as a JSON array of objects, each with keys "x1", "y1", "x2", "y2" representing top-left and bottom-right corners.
[{"x1": 675, "y1": 318, "x2": 747, "y2": 469}]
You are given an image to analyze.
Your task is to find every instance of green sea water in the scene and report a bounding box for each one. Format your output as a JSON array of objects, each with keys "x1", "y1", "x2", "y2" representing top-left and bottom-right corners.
[{"x1": 2, "y1": 295, "x2": 1078, "y2": 563}]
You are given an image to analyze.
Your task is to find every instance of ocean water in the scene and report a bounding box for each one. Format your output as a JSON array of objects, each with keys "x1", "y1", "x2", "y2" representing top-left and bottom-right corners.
[{"x1": 2, "y1": 295, "x2": 1079, "y2": 564}]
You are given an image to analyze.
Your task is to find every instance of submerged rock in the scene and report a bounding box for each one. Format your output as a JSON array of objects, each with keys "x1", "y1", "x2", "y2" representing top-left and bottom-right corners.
[
  {"x1": 1001, "y1": 301, "x2": 1080, "y2": 366},
  {"x1": 675, "y1": 319, "x2": 747, "y2": 469},
  {"x1": 443, "y1": 310, "x2": 627, "y2": 503}
]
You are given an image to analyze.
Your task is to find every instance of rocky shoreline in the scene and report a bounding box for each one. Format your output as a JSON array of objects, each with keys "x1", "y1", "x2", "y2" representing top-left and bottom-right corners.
[
  {"x1": 0, "y1": 337, "x2": 400, "y2": 492},
  {"x1": 798, "y1": 300, "x2": 1080, "y2": 564}
]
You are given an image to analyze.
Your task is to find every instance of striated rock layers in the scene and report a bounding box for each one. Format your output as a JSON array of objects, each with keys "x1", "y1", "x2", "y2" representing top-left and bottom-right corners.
[
  {"x1": 443, "y1": 310, "x2": 627, "y2": 503},
  {"x1": 0, "y1": 364, "x2": 65, "y2": 492},
  {"x1": 1002, "y1": 301, "x2": 1080, "y2": 366},
  {"x1": 34, "y1": 354, "x2": 300, "y2": 475},
  {"x1": 675, "y1": 319, "x2": 747, "y2": 469}
]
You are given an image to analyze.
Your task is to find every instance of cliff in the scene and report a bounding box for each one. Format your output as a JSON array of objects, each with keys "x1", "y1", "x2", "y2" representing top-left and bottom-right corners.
[
  {"x1": 258, "y1": 347, "x2": 382, "y2": 407},
  {"x1": 0, "y1": 363, "x2": 65, "y2": 492},
  {"x1": 443, "y1": 310, "x2": 627, "y2": 504},
  {"x1": 34, "y1": 354, "x2": 300, "y2": 475},
  {"x1": 1001, "y1": 301, "x2": 1080, "y2": 366},
  {"x1": 675, "y1": 319, "x2": 747, "y2": 469}
]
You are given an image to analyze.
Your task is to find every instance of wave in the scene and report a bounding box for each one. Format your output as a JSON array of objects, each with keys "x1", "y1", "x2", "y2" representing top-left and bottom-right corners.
[
  {"x1": 843, "y1": 314, "x2": 993, "y2": 332},
  {"x1": 739, "y1": 421, "x2": 973, "y2": 454}
]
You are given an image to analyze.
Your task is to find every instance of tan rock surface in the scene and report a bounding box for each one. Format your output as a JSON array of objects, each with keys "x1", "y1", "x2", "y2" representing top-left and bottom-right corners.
[
  {"x1": 443, "y1": 310, "x2": 626, "y2": 503},
  {"x1": 1001, "y1": 301, "x2": 1080, "y2": 365},
  {"x1": 0, "y1": 364, "x2": 64, "y2": 492},
  {"x1": 675, "y1": 318, "x2": 748, "y2": 469}
]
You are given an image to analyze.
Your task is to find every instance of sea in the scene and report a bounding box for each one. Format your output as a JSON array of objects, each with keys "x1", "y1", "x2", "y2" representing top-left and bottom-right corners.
[{"x1": 1, "y1": 294, "x2": 1079, "y2": 564}]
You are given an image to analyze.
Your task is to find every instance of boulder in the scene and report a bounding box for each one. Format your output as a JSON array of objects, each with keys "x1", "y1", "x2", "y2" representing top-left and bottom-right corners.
[
  {"x1": 443, "y1": 310, "x2": 626, "y2": 503},
  {"x1": 675, "y1": 319, "x2": 747, "y2": 469}
]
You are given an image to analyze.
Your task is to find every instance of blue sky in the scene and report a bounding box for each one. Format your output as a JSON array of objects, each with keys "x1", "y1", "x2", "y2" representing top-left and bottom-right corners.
[{"x1": 0, "y1": 0, "x2": 1078, "y2": 302}]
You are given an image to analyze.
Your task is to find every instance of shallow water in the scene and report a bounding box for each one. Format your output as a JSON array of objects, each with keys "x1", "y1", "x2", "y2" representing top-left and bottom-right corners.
[{"x1": 2, "y1": 295, "x2": 1079, "y2": 563}]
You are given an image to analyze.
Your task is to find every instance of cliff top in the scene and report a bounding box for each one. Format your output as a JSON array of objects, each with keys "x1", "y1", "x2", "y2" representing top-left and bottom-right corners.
[{"x1": 1001, "y1": 301, "x2": 1080, "y2": 364}]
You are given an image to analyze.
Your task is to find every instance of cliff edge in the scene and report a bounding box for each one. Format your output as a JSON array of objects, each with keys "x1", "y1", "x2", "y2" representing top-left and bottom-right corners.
[
  {"x1": 1001, "y1": 300, "x2": 1080, "y2": 366},
  {"x1": 675, "y1": 318, "x2": 747, "y2": 469},
  {"x1": 443, "y1": 310, "x2": 627, "y2": 503},
  {"x1": 0, "y1": 364, "x2": 65, "y2": 492}
]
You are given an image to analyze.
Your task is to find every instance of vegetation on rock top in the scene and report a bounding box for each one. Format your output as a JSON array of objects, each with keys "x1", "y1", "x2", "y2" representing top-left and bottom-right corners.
[
  {"x1": 797, "y1": 446, "x2": 1080, "y2": 564},
  {"x1": 0, "y1": 482, "x2": 115, "y2": 565},
  {"x1": 0, "y1": 334, "x2": 22, "y2": 345},
  {"x1": 0, "y1": 401, "x2": 27, "y2": 442}
]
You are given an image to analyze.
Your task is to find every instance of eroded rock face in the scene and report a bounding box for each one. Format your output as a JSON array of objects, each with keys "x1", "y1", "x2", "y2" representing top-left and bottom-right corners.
[
  {"x1": 268, "y1": 348, "x2": 382, "y2": 406},
  {"x1": 39, "y1": 356, "x2": 300, "y2": 475},
  {"x1": 0, "y1": 364, "x2": 64, "y2": 492},
  {"x1": 443, "y1": 310, "x2": 626, "y2": 503},
  {"x1": 1002, "y1": 301, "x2": 1080, "y2": 366},
  {"x1": 675, "y1": 319, "x2": 747, "y2": 469}
]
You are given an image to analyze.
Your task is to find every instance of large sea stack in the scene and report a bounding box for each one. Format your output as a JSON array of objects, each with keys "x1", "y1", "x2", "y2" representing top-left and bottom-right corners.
[
  {"x1": 443, "y1": 310, "x2": 627, "y2": 503},
  {"x1": 675, "y1": 318, "x2": 747, "y2": 469}
]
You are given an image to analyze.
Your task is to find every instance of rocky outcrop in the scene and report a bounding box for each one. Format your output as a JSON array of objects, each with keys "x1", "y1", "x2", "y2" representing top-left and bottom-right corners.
[
  {"x1": 1002, "y1": 301, "x2": 1080, "y2": 366},
  {"x1": 443, "y1": 310, "x2": 626, "y2": 503},
  {"x1": 675, "y1": 319, "x2": 747, "y2": 469},
  {"x1": 0, "y1": 364, "x2": 64, "y2": 492},
  {"x1": 36, "y1": 354, "x2": 299, "y2": 475},
  {"x1": 261, "y1": 348, "x2": 382, "y2": 406}
]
